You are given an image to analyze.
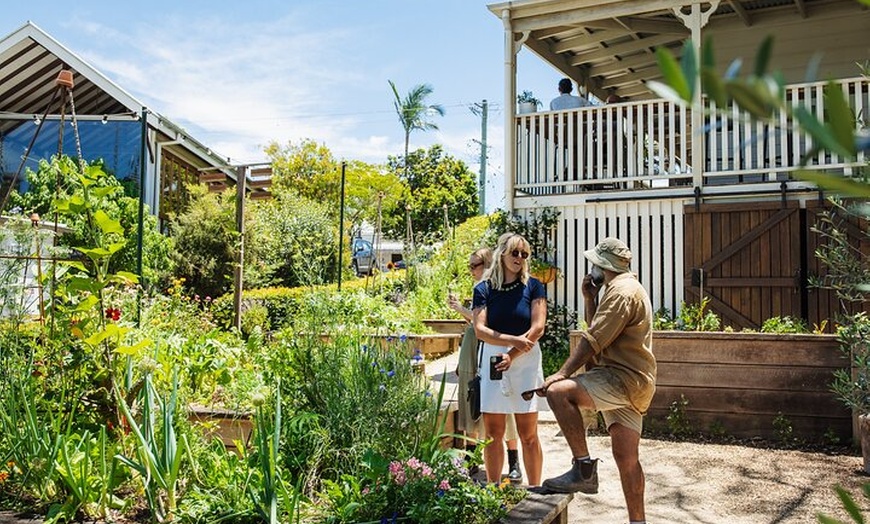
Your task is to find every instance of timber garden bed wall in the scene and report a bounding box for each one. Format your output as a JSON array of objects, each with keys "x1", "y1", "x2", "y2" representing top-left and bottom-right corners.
[{"x1": 571, "y1": 330, "x2": 850, "y2": 441}]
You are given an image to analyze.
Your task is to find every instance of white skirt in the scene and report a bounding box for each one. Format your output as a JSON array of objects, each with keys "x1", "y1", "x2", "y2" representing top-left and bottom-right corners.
[{"x1": 480, "y1": 341, "x2": 547, "y2": 413}]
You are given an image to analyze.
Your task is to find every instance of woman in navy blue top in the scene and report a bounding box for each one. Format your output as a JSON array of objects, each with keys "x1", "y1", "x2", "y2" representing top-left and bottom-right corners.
[{"x1": 472, "y1": 232, "x2": 547, "y2": 485}]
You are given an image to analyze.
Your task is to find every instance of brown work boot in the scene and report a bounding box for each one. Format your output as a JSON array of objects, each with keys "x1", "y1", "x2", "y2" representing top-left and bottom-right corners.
[{"x1": 542, "y1": 458, "x2": 598, "y2": 494}]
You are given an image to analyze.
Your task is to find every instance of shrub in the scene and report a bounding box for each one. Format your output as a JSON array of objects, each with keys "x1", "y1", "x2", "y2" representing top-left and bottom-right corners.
[{"x1": 761, "y1": 316, "x2": 809, "y2": 334}]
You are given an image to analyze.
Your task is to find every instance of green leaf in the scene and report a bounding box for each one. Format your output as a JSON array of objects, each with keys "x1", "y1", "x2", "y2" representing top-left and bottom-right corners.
[
  {"x1": 701, "y1": 36, "x2": 715, "y2": 71},
  {"x1": 655, "y1": 46, "x2": 691, "y2": 101},
  {"x1": 107, "y1": 242, "x2": 126, "y2": 255},
  {"x1": 67, "y1": 276, "x2": 102, "y2": 294},
  {"x1": 794, "y1": 107, "x2": 852, "y2": 158},
  {"x1": 702, "y1": 69, "x2": 727, "y2": 108},
  {"x1": 77, "y1": 247, "x2": 112, "y2": 259},
  {"x1": 824, "y1": 82, "x2": 857, "y2": 158},
  {"x1": 91, "y1": 186, "x2": 118, "y2": 199},
  {"x1": 835, "y1": 485, "x2": 864, "y2": 524},
  {"x1": 753, "y1": 35, "x2": 774, "y2": 77},
  {"x1": 60, "y1": 260, "x2": 88, "y2": 272},
  {"x1": 73, "y1": 294, "x2": 100, "y2": 312},
  {"x1": 680, "y1": 41, "x2": 698, "y2": 100},
  {"x1": 94, "y1": 210, "x2": 124, "y2": 236},
  {"x1": 796, "y1": 170, "x2": 870, "y2": 198},
  {"x1": 116, "y1": 338, "x2": 151, "y2": 357},
  {"x1": 725, "y1": 82, "x2": 770, "y2": 119},
  {"x1": 647, "y1": 81, "x2": 686, "y2": 105},
  {"x1": 111, "y1": 271, "x2": 140, "y2": 284}
]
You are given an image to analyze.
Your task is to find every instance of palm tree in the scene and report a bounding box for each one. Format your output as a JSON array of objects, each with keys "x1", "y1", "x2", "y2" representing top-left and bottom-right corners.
[{"x1": 388, "y1": 80, "x2": 445, "y2": 178}]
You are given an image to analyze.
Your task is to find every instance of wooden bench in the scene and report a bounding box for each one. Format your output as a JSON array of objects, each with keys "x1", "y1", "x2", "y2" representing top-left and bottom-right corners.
[{"x1": 503, "y1": 489, "x2": 574, "y2": 524}]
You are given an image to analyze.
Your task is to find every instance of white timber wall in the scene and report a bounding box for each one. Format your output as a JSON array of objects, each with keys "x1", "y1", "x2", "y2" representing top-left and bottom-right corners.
[{"x1": 515, "y1": 197, "x2": 688, "y2": 320}]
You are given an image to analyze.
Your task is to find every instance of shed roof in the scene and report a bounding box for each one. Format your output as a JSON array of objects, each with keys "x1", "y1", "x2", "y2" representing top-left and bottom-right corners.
[{"x1": 0, "y1": 22, "x2": 237, "y2": 187}]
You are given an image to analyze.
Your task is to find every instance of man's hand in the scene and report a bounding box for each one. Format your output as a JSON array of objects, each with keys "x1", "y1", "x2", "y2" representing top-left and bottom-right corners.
[
  {"x1": 581, "y1": 273, "x2": 600, "y2": 300},
  {"x1": 539, "y1": 372, "x2": 568, "y2": 395}
]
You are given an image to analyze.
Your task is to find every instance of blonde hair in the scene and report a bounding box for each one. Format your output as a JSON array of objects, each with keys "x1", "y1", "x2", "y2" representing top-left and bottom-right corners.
[
  {"x1": 484, "y1": 232, "x2": 530, "y2": 289},
  {"x1": 471, "y1": 247, "x2": 493, "y2": 271}
]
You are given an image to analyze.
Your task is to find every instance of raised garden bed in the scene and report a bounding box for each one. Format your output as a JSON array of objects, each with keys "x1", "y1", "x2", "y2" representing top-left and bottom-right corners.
[{"x1": 570, "y1": 330, "x2": 849, "y2": 440}]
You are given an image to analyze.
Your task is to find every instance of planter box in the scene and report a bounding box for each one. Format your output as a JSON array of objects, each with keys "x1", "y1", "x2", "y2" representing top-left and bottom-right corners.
[
  {"x1": 319, "y1": 333, "x2": 462, "y2": 359},
  {"x1": 371, "y1": 333, "x2": 461, "y2": 359},
  {"x1": 569, "y1": 330, "x2": 850, "y2": 441},
  {"x1": 422, "y1": 319, "x2": 468, "y2": 335},
  {"x1": 188, "y1": 406, "x2": 253, "y2": 452}
]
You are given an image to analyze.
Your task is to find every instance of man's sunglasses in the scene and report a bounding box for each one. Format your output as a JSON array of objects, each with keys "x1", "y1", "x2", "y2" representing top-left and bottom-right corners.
[
  {"x1": 468, "y1": 261, "x2": 483, "y2": 270},
  {"x1": 510, "y1": 249, "x2": 530, "y2": 259},
  {"x1": 521, "y1": 387, "x2": 545, "y2": 401}
]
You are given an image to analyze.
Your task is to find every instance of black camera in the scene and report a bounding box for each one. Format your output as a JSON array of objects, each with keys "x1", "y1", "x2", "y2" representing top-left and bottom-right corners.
[{"x1": 489, "y1": 355, "x2": 503, "y2": 380}]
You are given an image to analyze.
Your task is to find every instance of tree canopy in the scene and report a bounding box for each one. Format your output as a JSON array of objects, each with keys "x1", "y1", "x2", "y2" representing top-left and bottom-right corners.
[{"x1": 385, "y1": 144, "x2": 479, "y2": 241}]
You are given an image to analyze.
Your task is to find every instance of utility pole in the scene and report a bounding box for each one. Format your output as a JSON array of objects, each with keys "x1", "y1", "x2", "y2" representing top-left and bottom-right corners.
[{"x1": 472, "y1": 100, "x2": 488, "y2": 215}]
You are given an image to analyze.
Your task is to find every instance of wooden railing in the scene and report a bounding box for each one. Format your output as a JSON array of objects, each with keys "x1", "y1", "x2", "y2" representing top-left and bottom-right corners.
[{"x1": 514, "y1": 77, "x2": 869, "y2": 197}]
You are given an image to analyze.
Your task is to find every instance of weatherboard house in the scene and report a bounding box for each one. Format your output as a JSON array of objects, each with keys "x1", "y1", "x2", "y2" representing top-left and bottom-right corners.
[
  {"x1": 489, "y1": 0, "x2": 868, "y2": 330},
  {"x1": 0, "y1": 22, "x2": 268, "y2": 223}
]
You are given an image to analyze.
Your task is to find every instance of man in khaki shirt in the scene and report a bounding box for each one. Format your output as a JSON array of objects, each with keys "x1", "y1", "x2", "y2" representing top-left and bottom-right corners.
[{"x1": 539, "y1": 237, "x2": 655, "y2": 524}]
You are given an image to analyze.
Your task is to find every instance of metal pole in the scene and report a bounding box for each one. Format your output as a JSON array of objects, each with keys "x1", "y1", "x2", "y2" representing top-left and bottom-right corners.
[
  {"x1": 232, "y1": 165, "x2": 246, "y2": 331},
  {"x1": 479, "y1": 99, "x2": 488, "y2": 215},
  {"x1": 337, "y1": 161, "x2": 346, "y2": 290},
  {"x1": 136, "y1": 107, "x2": 147, "y2": 326}
]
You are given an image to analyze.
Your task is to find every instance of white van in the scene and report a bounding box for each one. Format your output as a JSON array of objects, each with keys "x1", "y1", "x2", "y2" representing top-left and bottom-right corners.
[{"x1": 351, "y1": 237, "x2": 405, "y2": 276}]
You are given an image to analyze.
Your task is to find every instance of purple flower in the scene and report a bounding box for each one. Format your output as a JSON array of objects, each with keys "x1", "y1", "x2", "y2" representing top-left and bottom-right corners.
[
  {"x1": 399, "y1": 334, "x2": 408, "y2": 343},
  {"x1": 387, "y1": 370, "x2": 395, "y2": 378}
]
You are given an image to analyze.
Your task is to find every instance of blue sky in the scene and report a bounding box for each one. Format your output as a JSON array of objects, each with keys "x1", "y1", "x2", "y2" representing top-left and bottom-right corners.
[{"x1": 2, "y1": 1, "x2": 565, "y2": 211}]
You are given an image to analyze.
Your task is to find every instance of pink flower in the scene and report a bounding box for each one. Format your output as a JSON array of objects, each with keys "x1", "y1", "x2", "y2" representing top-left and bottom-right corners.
[
  {"x1": 421, "y1": 465, "x2": 433, "y2": 478},
  {"x1": 407, "y1": 458, "x2": 423, "y2": 470},
  {"x1": 438, "y1": 479, "x2": 451, "y2": 491}
]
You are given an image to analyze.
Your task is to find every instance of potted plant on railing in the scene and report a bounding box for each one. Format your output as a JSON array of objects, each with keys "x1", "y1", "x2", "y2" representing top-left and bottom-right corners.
[{"x1": 517, "y1": 90, "x2": 542, "y2": 114}]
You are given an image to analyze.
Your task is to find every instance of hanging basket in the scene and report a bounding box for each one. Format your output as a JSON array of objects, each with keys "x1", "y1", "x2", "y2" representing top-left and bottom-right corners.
[{"x1": 531, "y1": 266, "x2": 559, "y2": 284}]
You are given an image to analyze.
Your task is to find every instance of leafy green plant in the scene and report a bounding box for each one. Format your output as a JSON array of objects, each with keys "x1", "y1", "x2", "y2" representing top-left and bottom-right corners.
[
  {"x1": 676, "y1": 297, "x2": 721, "y2": 331},
  {"x1": 540, "y1": 300, "x2": 578, "y2": 376},
  {"x1": 666, "y1": 395, "x2": 692, "y2": 437},
  {"x1": 761, "y1": 316, "x2": 809, "y2": 334},
  {"x1": 268, "y1": 328, "x2": 436, "y2": 487},
  {"x1": 772, "y1": 412, "x2": 800, "y2": 447},
  {"x1": 488, "y1": 207, "x2": 561, "y2": 268},
  {"x1": 49, "y1": 428, "x2": 126, "y2": 523},
  {"x1": 115, "y1": 369, "x2": 188, "y2": 523},
  {"x1": 830, "y1": 312, "x2": 870, "y2": 414},
  {"x1": 810, "y1": 197, "x2": 870, "y2": 307},
  {"x1": 0, "y1": 367, "x2": 67, "y2": 504},
  {"x1": 653, "y1": 307, "x2": 677, "y2": 330},
  {"x1": 319, "y1": 452, "x2": 525, "y2": 524},
  {"x1": 517, "y1": 90, "x2": 542, "y2": 108}
]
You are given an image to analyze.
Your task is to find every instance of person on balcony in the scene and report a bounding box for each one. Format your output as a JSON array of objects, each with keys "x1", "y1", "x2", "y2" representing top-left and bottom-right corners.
[
  {"x1": 538, "y1": 237, "x2": 656, "y2": 524},
  {"x1": 549, "y1": 78, "x2": 590, "y2": 111},
  {"x1": 472, "y1": 233, "x2": 547, "y2": 485}
]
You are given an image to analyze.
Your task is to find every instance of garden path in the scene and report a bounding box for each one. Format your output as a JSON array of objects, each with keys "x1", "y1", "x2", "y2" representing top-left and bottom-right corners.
[{"x1": 426, "y1": 351, "x2": 870, "y2": 523}]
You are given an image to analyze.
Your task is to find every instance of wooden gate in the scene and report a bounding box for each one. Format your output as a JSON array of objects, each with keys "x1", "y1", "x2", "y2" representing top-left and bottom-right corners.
[
  {"x1": 684, "y1": 200, "x2": 868, "y2": 330},
  {"x1": 684, "y1": 201, "x2": 804, "y2": 330}
]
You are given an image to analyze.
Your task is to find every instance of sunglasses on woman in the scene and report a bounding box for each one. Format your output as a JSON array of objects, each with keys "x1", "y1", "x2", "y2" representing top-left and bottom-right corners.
[
  {"x1": 510, "y1": 249, "x2": 530, "y2": 259},
  {"x1": 468, "y1": 261, "x2": 483, "y2": 270}
]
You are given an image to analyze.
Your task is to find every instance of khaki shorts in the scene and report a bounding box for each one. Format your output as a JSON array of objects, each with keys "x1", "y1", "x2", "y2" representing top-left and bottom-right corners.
[{"x1": 575, "y1": 367, "x2": 643, "y2": 435}]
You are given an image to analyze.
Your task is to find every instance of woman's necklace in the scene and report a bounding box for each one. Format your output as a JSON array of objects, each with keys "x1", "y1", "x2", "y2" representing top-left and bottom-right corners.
[{"x1": 500, "y1": 280, "x2": 523, "y2": 292}]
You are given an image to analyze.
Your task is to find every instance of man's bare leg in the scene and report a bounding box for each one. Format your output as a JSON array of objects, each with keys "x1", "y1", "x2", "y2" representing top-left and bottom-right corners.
[{"x1": 610, "y1": 422, "x2": 645, "y2": 522}]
